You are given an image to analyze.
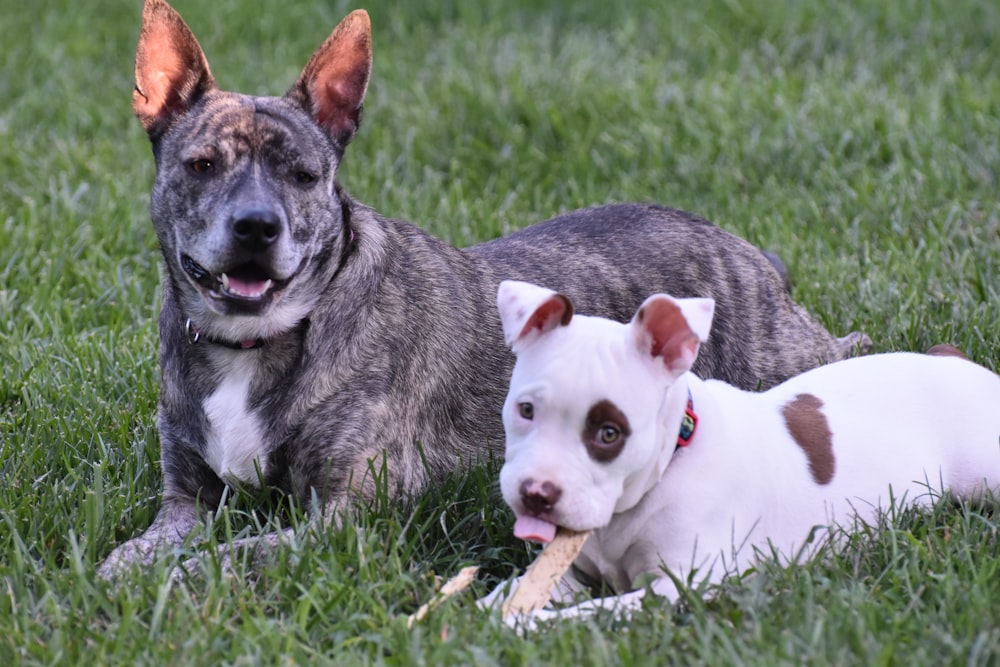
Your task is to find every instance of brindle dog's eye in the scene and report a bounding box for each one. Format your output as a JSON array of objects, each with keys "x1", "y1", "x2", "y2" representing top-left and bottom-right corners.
[
  {"x1": 294, "y1": 170, "x2": 317, "y2": 185},
  {"x1": 188, "y1": 159, "x2": 214, "y2": 175},
  {"x1": 600, "y1": 425, "x2": 620, "y2": 444},
  {"x1": 518, "y1": 402, "x2": 534, "y2": 420}
]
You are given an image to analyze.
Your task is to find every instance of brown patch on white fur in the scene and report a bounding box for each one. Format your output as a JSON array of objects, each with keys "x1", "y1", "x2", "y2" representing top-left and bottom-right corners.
[
  {"x1": 782, "y1": 393, "x2": 835, "y2": 485},
  {"x1": 926, "y1": 344, "x2": 970, "y2": 360},
  {"x1": 582, "y1": 400, "x2": 631, "y2": 463}
]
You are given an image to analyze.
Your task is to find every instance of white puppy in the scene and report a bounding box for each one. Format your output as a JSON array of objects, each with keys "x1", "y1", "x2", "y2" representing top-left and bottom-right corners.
[{"x1": 488, "y1": 280, "x2": 1000, "y2": 620}]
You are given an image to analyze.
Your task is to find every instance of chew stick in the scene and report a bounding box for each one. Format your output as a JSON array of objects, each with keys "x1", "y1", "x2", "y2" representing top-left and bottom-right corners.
[
  {"x1": 501, "y1": 528, "x2": 592, "y2": 618},
  {"x1": 407, "y1": 565, "x2": 479, "y2": 628}
]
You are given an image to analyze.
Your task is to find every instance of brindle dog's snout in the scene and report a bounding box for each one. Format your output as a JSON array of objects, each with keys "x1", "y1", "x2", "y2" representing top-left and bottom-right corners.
[
  {"x1": 519, "y1": 478, "x2": 563, "y2": 515},
  {"x1": 232, "y1": 208, "x2": 282, "y2": 252}
]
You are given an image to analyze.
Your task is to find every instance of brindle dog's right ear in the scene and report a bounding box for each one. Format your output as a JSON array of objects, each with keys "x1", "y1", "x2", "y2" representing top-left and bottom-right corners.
[
  {"x1": 286, "y1": 10, "x2": 372, "y2": 149},
  {"x1": 133, "y1": 0, "x2": 216, "y2": 139}
]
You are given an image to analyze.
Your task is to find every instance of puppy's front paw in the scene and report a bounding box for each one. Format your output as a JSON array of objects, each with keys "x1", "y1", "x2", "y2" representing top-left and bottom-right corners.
[
  {"x1": 503, "y1": 607, "x2": 564, "y2": 634},
  {"x1": 503, "y1": 590, "x2": 647, "y2": 633},
  {"x1": 477, "y1": 576, "x2": 520, "y2": 611}
]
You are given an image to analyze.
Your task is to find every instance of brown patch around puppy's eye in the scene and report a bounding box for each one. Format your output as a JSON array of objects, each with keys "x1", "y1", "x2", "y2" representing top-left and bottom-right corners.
[
  {"x1": 582, "y1": 400, "x2": 631, "y2": 463},
  {"x1": 518, "y1": 402, "x2": 534, "y2": 420},
  {"x1": 782, "y1": 393, "x2": 835, "y2": 485}
]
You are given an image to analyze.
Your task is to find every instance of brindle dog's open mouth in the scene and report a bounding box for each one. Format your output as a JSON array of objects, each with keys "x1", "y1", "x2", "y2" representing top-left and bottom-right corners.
[{"x1": 181, "y1": 254, "x2": 286, "y2": 306}]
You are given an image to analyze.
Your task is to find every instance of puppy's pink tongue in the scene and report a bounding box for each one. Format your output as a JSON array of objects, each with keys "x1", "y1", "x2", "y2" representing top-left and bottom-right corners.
[{"x1": 513, "y1": 515, "x2": 557, "y2": 544}]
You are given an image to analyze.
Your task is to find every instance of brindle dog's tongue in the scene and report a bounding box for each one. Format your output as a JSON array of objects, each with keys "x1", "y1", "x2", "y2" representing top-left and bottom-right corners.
[
  {"x1": 224, "y1": 275, "x2": 272, "y2": 298},
  {"x1": 222, "y1": 264, "x2": 274, "y2": 298}
]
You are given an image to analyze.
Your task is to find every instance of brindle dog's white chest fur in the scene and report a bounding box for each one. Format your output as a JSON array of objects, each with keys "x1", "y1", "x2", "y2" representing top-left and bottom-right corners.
[{"x1": 203, "y1": 355, "x2": 267, "y2": 486}]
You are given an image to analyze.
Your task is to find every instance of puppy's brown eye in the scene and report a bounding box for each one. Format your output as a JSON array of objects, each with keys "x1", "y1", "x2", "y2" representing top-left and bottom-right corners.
[
  {"x1": 599, "y1": 425, "x2": 620, "y2": 444},
  {"x1": 518, "y1": 402, "x2": 534, "y2": 420},
  {"x1": 189, "y1": 159, "x2": 214, "y2": 175}
]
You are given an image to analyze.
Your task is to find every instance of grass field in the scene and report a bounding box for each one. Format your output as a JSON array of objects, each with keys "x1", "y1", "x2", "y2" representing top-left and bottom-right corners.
[{"x1": 2, "y1": 0, "x2": 999, "y2": 663}]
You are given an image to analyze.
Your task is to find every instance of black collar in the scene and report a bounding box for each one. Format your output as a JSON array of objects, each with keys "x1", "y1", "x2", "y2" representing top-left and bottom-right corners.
[{"x1": 185, "y1": 319, "x2": 265, "y2": 350}]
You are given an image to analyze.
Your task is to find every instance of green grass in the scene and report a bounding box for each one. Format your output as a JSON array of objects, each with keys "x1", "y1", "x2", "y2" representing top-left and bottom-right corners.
[{"x1": 2, "y1": 0, "x2": 999, "y2": 663}]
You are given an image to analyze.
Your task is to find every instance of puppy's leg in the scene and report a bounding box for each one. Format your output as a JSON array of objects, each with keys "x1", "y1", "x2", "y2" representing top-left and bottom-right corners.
[
  {"x1": 478, "y1": 575, "x2": 522, "y2": 610},
  {"x1": 508, "y1": 589, "x2": 648, "y2": 632},
  {"x1": 510, "y1": 572, "x2": 691, "y2": 630},
  {"x1": 478, "y1": 569, "x2": 590, "y2": 611}
]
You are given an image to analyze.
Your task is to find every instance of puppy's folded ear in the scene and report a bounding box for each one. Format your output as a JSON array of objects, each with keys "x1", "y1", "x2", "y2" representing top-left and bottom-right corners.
[
  {"x1": 496, "y1": 281, "x2": 574, "y2": 352},
  {"x1": 631, "y1": 295, "x2": 714, "y2": 376}
]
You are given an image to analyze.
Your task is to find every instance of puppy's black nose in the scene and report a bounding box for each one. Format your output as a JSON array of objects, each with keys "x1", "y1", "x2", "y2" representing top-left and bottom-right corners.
[
  {"x1": 519, "y1": 478, "x2": 562, "y2": 515},
  {"x1": 232, "y1": 208, "x2": 282, "y2": 251}
]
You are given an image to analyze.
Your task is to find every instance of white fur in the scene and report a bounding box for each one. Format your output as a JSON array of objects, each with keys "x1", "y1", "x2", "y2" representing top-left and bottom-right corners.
[
  {"x1": 489, "y1": 280, "x2": 1000, "y2": 625},
  {"x1": 203, "y1": 354, "x2": 268, "y2": 486}
]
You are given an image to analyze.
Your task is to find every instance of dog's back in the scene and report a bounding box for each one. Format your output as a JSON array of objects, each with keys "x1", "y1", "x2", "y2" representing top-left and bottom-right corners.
[{"x1": 471, "y1": 203, "x2": 867, "y2": 390}]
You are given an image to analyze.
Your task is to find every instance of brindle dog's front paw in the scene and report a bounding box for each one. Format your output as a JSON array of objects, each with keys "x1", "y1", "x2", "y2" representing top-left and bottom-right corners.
[{"x1": 97, "y1": 537, "x2": 160, "y2": 581}]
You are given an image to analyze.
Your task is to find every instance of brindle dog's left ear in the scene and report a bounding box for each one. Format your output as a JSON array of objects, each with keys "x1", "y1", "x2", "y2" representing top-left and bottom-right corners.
[
  {"x1": 287, "y1": 10, "x2": 372, "y2": 148},
  {"x1": 133, "y1": 0, "x2": 216, "y2": 139}
]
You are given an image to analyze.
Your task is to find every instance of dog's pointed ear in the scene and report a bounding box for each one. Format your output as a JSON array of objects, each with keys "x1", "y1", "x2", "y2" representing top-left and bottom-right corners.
[
  {"x1": 497, "y1": 281, "x2": 574, "y2": 352},
  {"x1": 631, "y1": 295, "x2": 714, "y2": 376},
  {"x1": 133, "y1": 0, "x2": 216, "y2": 139},
  {"x1": 287, "y1": 10, "x2": 372, "y2": 147}
]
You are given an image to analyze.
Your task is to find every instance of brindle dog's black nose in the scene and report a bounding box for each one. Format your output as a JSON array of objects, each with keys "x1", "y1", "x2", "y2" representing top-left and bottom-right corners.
[{"x1": 232, "y1": 208, "x2": 282, "y2": 251}]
